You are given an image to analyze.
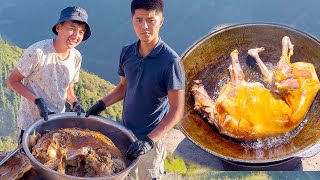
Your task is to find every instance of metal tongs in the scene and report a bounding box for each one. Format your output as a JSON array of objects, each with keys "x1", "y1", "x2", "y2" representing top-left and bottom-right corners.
[{"x1": 0, "y1": 129, "x2": 40, "y2": 166}]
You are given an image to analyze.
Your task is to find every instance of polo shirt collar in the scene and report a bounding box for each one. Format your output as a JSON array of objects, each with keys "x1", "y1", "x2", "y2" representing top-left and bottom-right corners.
[{"x1": 134, "y1": 37, "x2": 164, "y2": 58}]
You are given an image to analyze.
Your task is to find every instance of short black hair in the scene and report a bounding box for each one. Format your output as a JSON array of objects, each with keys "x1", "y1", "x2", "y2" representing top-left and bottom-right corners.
[{"x1": 131, "y1": 0, "x2": 163, "y2": 16}]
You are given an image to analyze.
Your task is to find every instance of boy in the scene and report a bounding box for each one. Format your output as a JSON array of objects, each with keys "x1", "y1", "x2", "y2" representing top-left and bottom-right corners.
[{"x1": 7, "y1": 6, "x2": 90, "y2": 143}]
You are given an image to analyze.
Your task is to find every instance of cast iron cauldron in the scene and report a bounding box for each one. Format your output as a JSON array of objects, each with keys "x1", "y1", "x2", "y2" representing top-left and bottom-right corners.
[
  {"x1": 22, "y1": 113, "x2": 139, "y2": 180},
  {"x1": 178, "y1": 23, "x2": 320, "y2": 167}
]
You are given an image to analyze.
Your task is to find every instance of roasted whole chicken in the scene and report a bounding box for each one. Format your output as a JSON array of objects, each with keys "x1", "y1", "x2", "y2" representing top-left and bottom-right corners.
[
  {"x1": 192, "y1": 36, "x2": 320, "y2": 140},
  {"x1": 32, "y1": 128, "x2": 126, "y2": 177}
]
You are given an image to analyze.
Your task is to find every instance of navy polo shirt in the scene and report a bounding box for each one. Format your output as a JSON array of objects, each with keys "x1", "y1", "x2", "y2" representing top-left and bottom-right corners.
[{"x1": 118, "y1": 38, "x2": 185, "y2": 139}]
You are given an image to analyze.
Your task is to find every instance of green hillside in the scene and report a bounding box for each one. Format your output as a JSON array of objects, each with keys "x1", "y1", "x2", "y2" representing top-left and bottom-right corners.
[
  {"x1": 74, "y1": 70, "x2": 123, "y2": 121},
  {"x1": 0, "y1": 37, "x2": 122, "y2": 150},
  {"x1": 0, "y1": 36, "x2": 22, "y2": 138}
]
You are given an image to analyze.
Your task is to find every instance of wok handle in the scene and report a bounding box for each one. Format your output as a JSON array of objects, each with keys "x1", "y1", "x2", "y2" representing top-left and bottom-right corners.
[{"x1": 295, "y1": 143, "x2": 320, "y2": 158}]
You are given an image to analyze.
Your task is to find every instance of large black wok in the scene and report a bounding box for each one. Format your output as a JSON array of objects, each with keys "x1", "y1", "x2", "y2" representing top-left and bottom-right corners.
[{"x1": 178, "y1": 23, "x2": 320, "y2": 165}]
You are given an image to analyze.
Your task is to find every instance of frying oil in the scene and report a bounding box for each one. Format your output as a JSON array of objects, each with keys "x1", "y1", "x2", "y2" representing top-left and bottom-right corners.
[{"x1": 241, "y1": 116, "x2": 308, "y2": 150}]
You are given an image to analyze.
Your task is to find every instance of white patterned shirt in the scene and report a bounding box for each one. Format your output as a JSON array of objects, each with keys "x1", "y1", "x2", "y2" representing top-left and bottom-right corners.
[{"x1": 16, "y1": 39, "x2": 82, "y2": 130}]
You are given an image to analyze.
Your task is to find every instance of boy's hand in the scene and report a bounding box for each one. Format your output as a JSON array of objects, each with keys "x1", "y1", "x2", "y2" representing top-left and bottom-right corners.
[
  {"x1": 72, "y1": 101, "x2": 85, "y2": 116},
  {"x1": 34, "y1": 98, "x2": 49, "y2": 121}
]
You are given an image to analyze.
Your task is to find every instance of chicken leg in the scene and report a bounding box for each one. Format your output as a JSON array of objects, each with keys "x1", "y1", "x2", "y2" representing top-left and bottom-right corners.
[
  {"x1": 229, "y1": 49, "x2": 245, "y2": 86},
  {"x1": 248, "y1": 47, "x2": 273, "y2": 85}
]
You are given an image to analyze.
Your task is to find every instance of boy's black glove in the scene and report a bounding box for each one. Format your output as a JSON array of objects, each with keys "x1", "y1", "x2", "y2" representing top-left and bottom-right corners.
[
  {"x1": 34, "y1": 98, "x2": 48, "y2": 121},
  {"x1": 72, "y1": 101, "x2": 85, "y2": 116},
  {"x1": 85, "y1": 100, "x2": 106, "y2": 117},
  {"x1": 125, "y1": 136, "x2": 154, "y2": 161}
]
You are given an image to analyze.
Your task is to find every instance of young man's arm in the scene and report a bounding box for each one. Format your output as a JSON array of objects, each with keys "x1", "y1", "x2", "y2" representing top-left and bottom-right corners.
[
  {"x1": 66, "y1": 82, "x2": 78, "y2": 105},
  {"x1": 66, "y1": 82, "x2": 85, "y2": 115},
  {"x1": 7, "y1": 67, "x2": 49, "y2": 120},
  {"x1": 86, "y1": 76, "x2": 127, "y2": 116},
  {"x1": 7, "y1": 67, "x2": 38, "y2": 101},
  {"x1": 147, "y1": 89, "x2": 185, "y2": 142},
  {"x1": 101, "y1": 76, "x2": 127, "y2": 106}
]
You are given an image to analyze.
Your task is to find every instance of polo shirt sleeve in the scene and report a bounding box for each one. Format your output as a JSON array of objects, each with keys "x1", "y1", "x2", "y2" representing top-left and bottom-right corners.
[
  {"x1": 118, "y1": 47, "x2": 126, "y2": 77},
  {"x1": 165, "y1": 59, "x2": 185, "y2": 91},
  {"x1": 16, "y1": 45, "x2": 40, "y2": 78}
]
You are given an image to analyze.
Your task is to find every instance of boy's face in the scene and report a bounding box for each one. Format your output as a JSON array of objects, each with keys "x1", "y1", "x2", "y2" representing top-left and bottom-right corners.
[
  {"x1": 132, "y1": 9, "x2": 163, "y2": 44},
  {"x1": 56, "y1": 21, "x2": 86, "y2": 49}
]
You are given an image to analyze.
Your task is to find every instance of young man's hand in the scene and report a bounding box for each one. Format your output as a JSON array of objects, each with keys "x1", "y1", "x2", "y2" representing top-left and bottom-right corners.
[
  {"x1": 72, "y1": 101, "x2": 85, "y2": 116},
  {"x1": 34, "y1": 98, "x2": 49, "y2": 121},
  {"x1": 125, "y1": 136, "x2": 154, "y2": 161},
  {"x1": 85, "y1": 100, "x2": 106, "y2": 117}
]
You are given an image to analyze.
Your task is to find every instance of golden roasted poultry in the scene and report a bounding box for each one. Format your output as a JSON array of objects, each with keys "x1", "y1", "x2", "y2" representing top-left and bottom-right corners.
[
  {"x1": 192, "y1": 36, "x2": 320, "y2": 141},
  {"x1": 32, "y1": 128, "x2": 126, "y2": 177}
]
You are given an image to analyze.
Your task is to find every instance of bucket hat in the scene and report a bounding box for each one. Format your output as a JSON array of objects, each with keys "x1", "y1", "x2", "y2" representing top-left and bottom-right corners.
[{"x1": 52, "y1": 6, "x2": 91, "y2": 41}]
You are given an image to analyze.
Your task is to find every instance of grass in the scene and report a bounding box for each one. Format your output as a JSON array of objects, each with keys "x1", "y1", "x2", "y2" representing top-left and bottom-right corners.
[
  {"x1": 164, "y1": 153, "x2": 272, "y2": 179},
  {"x1": 0, "y1": 136, "x2": 17, "y2": 152},
  {"x1": 165, "y1": 152, "x2": 212, "y2": 177},
  {"x1": 164, "y1": 152, "x2": 188, "y2": 175}
]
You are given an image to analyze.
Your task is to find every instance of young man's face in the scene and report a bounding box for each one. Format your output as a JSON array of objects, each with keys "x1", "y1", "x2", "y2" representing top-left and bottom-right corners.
[
  {"x1": 56, "y1": 21, "x2": 86, "y2": 49},
  {"x1": 132, "y1": 9, "x2": 164, "y2": 44}
]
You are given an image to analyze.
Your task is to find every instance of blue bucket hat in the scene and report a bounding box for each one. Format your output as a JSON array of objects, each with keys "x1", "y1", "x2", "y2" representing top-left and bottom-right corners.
[{"x1": 52, "y1": 6, "x2": 91, "y2": 41}]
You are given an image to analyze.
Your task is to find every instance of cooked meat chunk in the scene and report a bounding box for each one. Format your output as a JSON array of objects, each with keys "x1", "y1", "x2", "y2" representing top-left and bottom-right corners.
[{"x1": 32, "y1": 128, "x2": 126, "y2": 177}]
